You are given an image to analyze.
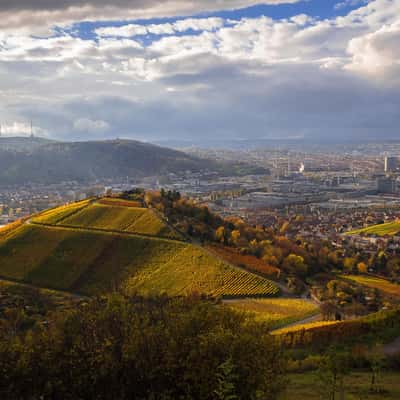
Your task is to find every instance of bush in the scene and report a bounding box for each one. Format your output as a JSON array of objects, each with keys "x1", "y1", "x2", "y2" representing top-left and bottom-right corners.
[{"x1": 0, "y1": 295, "x2": 286, "y2": 400}]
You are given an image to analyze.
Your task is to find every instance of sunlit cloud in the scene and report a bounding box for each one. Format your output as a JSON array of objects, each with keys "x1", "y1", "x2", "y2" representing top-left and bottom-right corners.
[{"x1": 0, "y1": 0, "x2": 399, "y2": 142}]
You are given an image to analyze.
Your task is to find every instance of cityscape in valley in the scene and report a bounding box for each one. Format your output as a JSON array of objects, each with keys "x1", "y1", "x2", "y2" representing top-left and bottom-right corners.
[
  {"x1": 1, "y1": 0, "x2": 400, "y2": 399},
  {"x1": 3, "y1": 139, "x2": 400, "y2": 258}
]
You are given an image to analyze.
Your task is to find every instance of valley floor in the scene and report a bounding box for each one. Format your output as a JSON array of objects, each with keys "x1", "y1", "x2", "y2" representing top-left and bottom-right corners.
[{"x1": 280, "y1": 372, "x2": 400, "y2": 400}]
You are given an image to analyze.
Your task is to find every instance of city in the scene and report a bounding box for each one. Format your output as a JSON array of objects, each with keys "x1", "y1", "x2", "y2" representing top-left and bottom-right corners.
[{"x1": 4, "y1": 144, "x2": 400, "y2": 243}]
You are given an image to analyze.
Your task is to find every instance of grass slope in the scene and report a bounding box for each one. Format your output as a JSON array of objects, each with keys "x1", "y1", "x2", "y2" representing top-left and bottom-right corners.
[
  {"x1": 347, "y1": 221, "x2": 400, "y2": 236},
  {"x1": 226, "y1": 299, "x2": 319, "y2": 328}
]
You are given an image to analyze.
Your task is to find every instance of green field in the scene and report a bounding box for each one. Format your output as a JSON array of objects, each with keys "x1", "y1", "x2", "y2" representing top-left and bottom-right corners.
[
  {"x1": 279, "y1": 372, "x2": 400, "y2": 400},
  {"x1": 0, "y1": 223, "x2": 278, "y2": 298},
  {"x1": 226, "y1": 299, "x2": 319, "y2": 328},
  {"x1": 347, "y1": 221, "x2": 400, "y2": 236}
]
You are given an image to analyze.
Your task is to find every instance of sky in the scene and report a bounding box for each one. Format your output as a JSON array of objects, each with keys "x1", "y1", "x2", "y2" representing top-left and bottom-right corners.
[{"x1": 0, "y1": 0, "x2": 399, "y2": 143}]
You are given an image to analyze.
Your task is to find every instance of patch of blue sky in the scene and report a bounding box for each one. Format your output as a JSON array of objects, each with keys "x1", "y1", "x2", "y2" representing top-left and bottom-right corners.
[
  {"x1": 204, "y1": 0, "x2": 366, "y2": 20},
  {"x1": 62, "y1": 0, "x2": 369, "y2": 43}
]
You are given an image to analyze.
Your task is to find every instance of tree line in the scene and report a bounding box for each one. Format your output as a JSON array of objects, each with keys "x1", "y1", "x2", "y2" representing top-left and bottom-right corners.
[{"x1": 0, "y1": 294, "x2": 286, "y2": 400}]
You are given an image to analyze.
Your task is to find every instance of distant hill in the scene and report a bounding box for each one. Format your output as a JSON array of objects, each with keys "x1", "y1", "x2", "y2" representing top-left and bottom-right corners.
[
  {"x1": 0, "y1": 198, "x2": 278, "y2": 297},
  {"x1": 0, "y1": 136, "x2": 54, "y2": 152},
  {"x1": 0, "y1": 137, "x2": 268, "y2": 185}
]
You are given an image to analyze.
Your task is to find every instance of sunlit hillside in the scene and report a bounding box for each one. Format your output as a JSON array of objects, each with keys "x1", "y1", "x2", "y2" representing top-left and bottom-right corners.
[
  {"x1": 0, "y1": 199, "x2": 279, "y2": 298},
  {"x1": 347, "y1": 221, "x2": 400, "y2": 236}
]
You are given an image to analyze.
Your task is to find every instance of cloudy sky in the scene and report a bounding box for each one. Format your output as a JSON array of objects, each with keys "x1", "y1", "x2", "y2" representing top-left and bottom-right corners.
[{"x1": 0, "y1": 0, "x2": 399, "y2": 143}]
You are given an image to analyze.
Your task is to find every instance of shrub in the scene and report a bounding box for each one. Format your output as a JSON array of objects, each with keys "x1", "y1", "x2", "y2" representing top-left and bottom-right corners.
[{"x1": 0, "y1": 295, "x2": 286, "y2": 400}]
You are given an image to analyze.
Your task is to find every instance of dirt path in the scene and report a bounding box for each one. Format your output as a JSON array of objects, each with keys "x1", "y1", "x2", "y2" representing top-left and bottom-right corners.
[{"x1": 28, "y1": 221, "x2": 186, "y2": 244}]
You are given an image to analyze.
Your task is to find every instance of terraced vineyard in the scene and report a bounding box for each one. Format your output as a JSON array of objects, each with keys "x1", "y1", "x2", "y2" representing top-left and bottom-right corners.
[
  {"x1": 0, "y1": 199, "x2": 279, "y2": 298},
  {"x1": 207, "y1": 244, "x2": 281, "y2": 279},
  {"x1": 341, "y1": 275, "x2": 400, "y2": 297},
  {"x1": 0, "y1": 219, "x2": 25, "y2": 239},
  {"x1": 0, "y1": 224, "x2": 185, "y2": 294},
  {"x1": 47, "y1": 202, "x2": 182, "y2": 240},
  {"x1": 124, "y1": 246, "x2": 279, "y2": 297},
  {"x1": 346, "y1": 221, "x2": 400, "y2": 236},
  {"x1": 226, "y1": 299, "x2": 319, "y2": 328},
  {"x1": 97, "y1": 198, "x2": 143, "y2": 208},
  {"x1": 31, "y1": 199, "x2": 92, "y2": 225},
  {"x1": 60, "y1": 203, "x2": 146, "y2": 230}
]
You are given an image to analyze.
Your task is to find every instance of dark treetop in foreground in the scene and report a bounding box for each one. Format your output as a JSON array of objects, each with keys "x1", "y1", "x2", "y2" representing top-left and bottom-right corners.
[{"x1": 0, "y1": 294, "x2": 285, "y2": 400}]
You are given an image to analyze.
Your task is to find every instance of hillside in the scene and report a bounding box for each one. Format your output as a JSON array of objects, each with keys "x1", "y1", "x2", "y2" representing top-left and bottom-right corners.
[
  {"x1": 226, "y1": 298, "x2": 319, "y2": 328},
  {"x1": 346, "y1": 220, "x2": 400, "y2": 236},
  {"x1": 0, "y1": 138, "x2": 268, "y2": 185},
  {"x1": 340, "y1": 275, "x2": 400, "y2": 298},
  {"x1": 346, "y1": 221, "x2": 400, "y2": 236},
  {"x1": 2, "y1": 196, "x2": 400, "y2": 400},
  {"x1": 0, "y1": 136, "x2": 54, "y2": 152},
  {"x1": 0, "y1": 198, "x2": 278, "y2": 297},
  {"x1": 31, "y1": 199, "x2": 182, "y2": 240}
]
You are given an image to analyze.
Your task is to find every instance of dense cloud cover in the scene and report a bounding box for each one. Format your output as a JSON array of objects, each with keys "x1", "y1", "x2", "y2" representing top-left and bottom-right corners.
[
  {"x1": 1, "y1": 0, "x2": 296, "y2": 11},
  {"x1": 0, "y1": 0, "x2": 299, "y2": 33},
  {"x1": 0, "y1": 0, "x2": 399, "y2": 142}
]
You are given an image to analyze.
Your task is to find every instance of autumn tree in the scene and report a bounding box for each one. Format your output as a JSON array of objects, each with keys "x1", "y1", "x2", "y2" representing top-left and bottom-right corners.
[
  {"x1": 368, "y1": 344, "x2": 386, "y2": 394},
  {"x1": 317, "y1": 347, "x2": 349, "y2": 400},
  {"x1": 214, "y1": 358, "x2": 238, "y2": 400},
  {"x1": 230, "y1": 230, "x2": 241, "y2": 246},
  {"x1": 343, "y1": 257, "x2": 357, "y2": 272},
  {"x1": 216, "y1": 226, "x2": 229, "y2": 245},
  {"x1": 321, "y1": 301, "x2": 339, "y2": 321},
  {"x1": 357, "y1": 262, "x2": 368, "y2": 274},
  {"x1": 283, "y1": 254, "x2": 308, "y2": 277}
]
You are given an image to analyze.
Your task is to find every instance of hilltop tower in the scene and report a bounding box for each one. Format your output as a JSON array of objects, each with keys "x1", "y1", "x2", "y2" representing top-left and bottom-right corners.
[{"x1": 30, "y1": 120, "x2": 34, "y2": 138}]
